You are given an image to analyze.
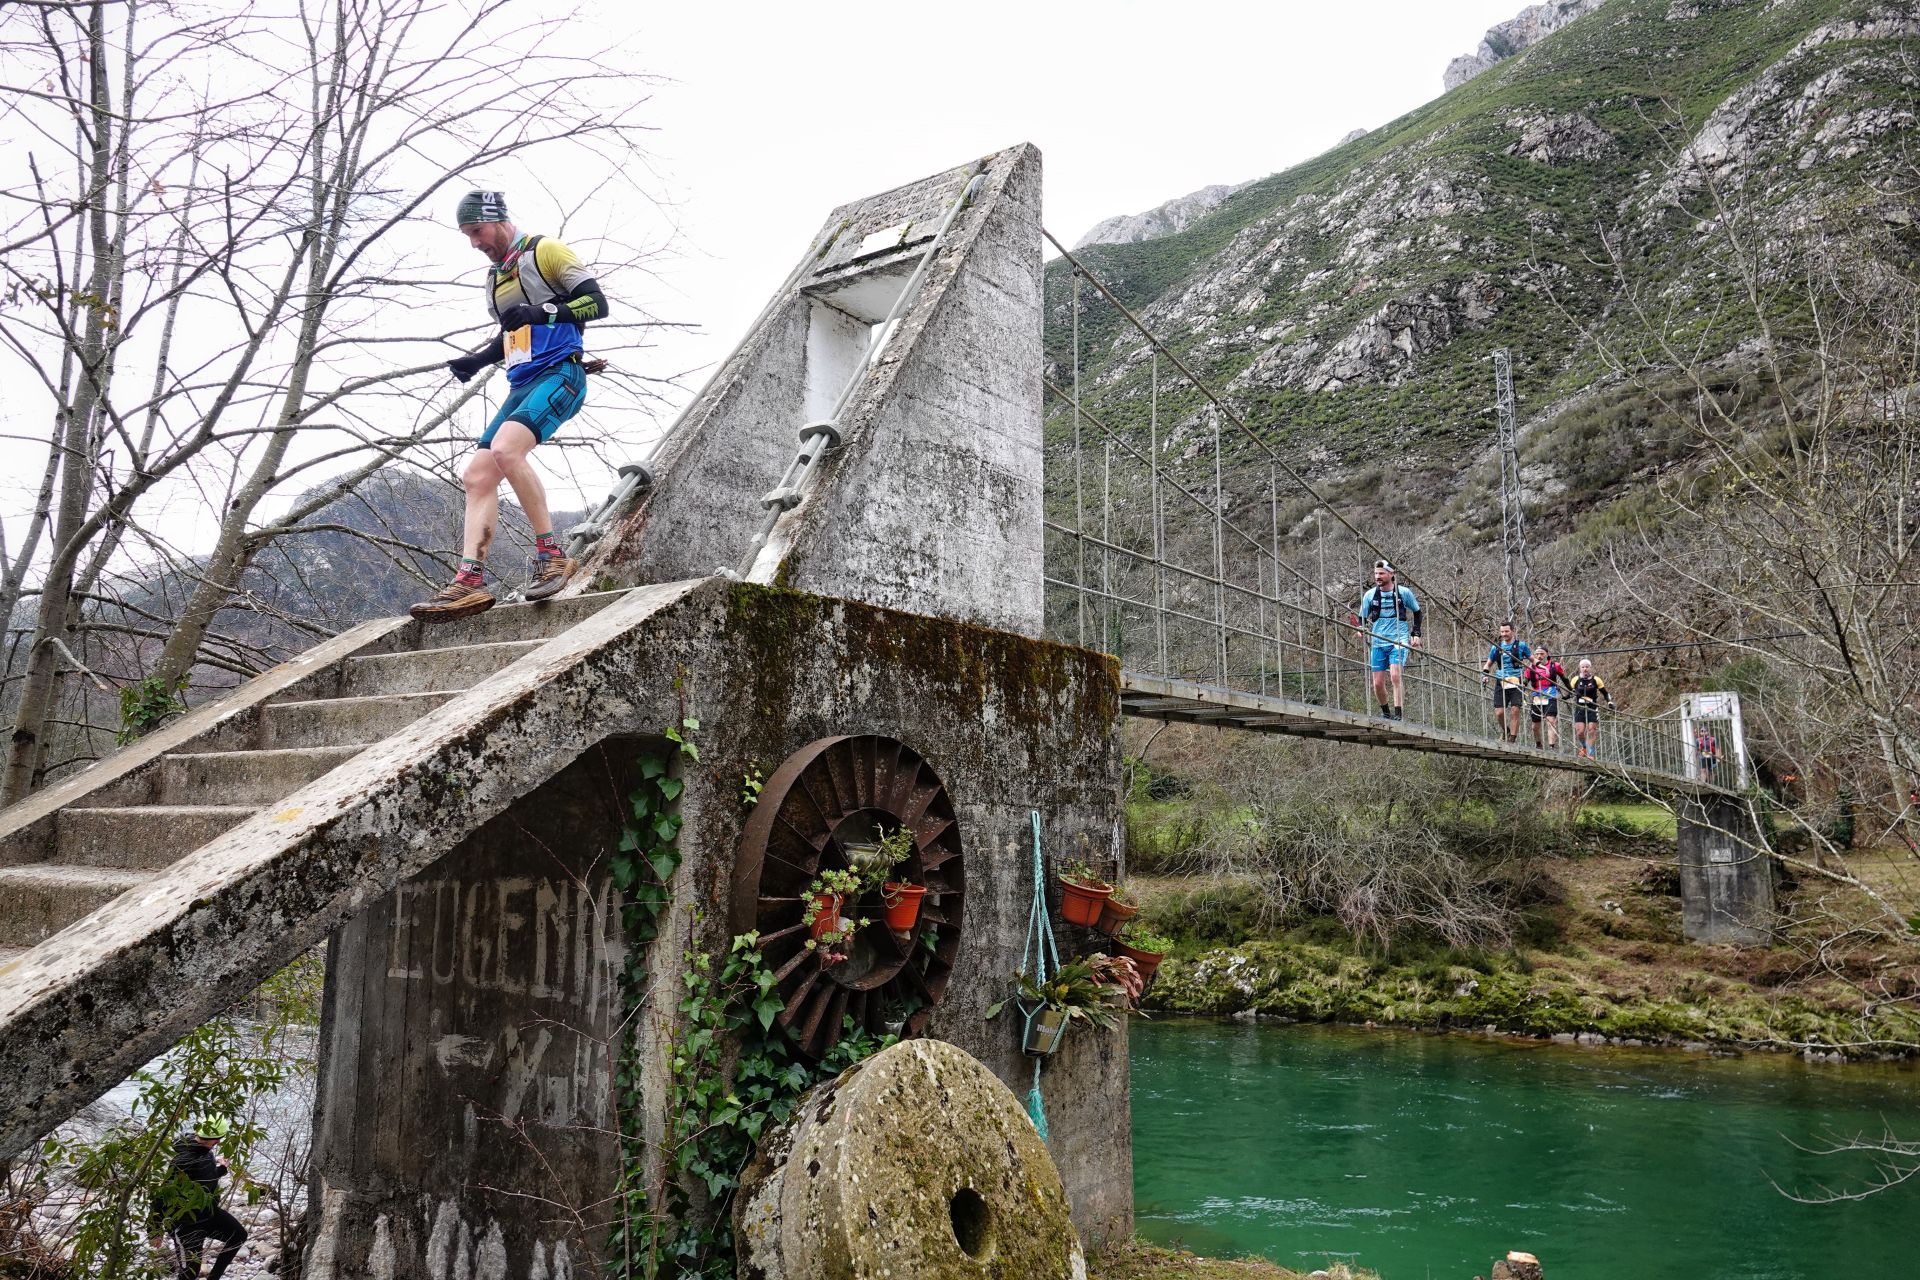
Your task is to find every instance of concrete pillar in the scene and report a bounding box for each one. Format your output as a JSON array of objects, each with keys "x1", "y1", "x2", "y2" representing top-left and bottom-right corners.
[
  {"x1": 305, "y1": 745, "x2": 638, "y2": 1278},
  {"x1": 301, "y1": 582, "x2": 1132, "y2": 1275},
  {"x1": 580, "y1": 143, "x2": 1047, "y2": 639},
  {"x1": 1677, "y1": 795, "x2": 1775, "y2": 945}
]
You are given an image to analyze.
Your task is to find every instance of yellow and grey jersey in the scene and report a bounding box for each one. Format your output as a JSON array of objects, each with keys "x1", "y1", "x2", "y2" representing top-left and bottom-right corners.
[
  {"x1": 486, "y1": 235, "x2": 599, "y2": 385},
  {"x1": 486, "y1": 235, "x2": 598, "y2": 321}
]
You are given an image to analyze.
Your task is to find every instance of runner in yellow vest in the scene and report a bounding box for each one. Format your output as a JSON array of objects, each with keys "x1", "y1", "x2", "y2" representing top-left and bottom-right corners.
[{"x1": 413, "y1": 190, "x2": 609, "y2": 621}]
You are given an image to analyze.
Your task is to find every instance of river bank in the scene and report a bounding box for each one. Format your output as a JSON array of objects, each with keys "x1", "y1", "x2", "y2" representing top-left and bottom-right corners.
[
  {"x1": 1143, "y1": 937, "x2": 1913, "y2": 1058},
  {"x1": 1129, "y1": 828, "x2": 1920, "y2": 1060},
  {"x1": 1093, "y1": 1240, "x2": 1376, "y2": 1279}
]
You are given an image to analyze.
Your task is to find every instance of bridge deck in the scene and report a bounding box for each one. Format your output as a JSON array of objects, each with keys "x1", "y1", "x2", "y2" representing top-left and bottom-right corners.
[{"x1": 1120, "y1": 672, "x2": 1727, "y2": 796}]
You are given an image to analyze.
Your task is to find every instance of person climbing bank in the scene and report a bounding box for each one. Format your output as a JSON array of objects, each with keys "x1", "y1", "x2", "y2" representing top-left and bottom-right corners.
[
  {"x1": 1358, "y1": 559, "x2": 1422, "y2": 721},
  {"x1": 412, "y1": 189, "x2": 610, "y2": 622},
  {"x1": 148, "y1": 1119, "x2": 247, "y2": 1280}
]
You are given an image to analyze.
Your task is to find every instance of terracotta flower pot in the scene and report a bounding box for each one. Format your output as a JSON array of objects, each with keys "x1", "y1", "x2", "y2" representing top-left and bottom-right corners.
[
  {"x1": 808, "y1": 892, "x2": 845, "y2": 944},
  {"x1": 882, "y1": 882, "x2": 926, "y2": 931},
  {"x1": 1095, "y1": 897, "x2": 1139, "y2": 935},
  {"x1": 1115, "y1": 941, "x2": 1165, "y2": 986},
  {"x1": 1023, "y1": 1007, "x2": 1068, "y2": 1056},
  {"x1": 1058, "y1": 876, "x2": 1112, "y2": 927}
]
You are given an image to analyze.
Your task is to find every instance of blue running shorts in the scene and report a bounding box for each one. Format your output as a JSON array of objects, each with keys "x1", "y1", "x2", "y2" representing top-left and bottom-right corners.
[
  {"x1": 478, "y1": 359, "x2": 586, "y2": 448},
  {"x1": 1370, "y1": 638, "x2": 1409, "y2": 671}
]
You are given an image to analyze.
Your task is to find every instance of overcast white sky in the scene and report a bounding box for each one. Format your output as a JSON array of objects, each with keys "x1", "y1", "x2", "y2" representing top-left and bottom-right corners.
[
  {"x1": 584, "y1": 0, "x2": 1522, "y2": 449},
  {"x1": 1, "y1": 0, "x2": 1525, "y2": 548}
]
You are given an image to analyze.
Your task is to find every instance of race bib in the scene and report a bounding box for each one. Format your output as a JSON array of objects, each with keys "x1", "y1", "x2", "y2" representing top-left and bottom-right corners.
[
  {"x1": 503, "y1": 324, "x2": 533, "y2": 370},
  {"x1": 1532, "y1": 692, "x2": 1552, "y2": 707}
]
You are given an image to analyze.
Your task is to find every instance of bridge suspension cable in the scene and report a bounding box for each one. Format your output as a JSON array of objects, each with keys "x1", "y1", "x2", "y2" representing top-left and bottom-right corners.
[{"x1": 1039, "y1": 232, "x2": 1745, "y2": 792}]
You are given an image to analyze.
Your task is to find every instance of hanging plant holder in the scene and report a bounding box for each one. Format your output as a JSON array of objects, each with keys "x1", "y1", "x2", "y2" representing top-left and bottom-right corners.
[
  {"x1": 1115, "y1": 939, "x2": 1166, "y2": 986},
  {"x1": 1058, "y1": 877, "x2": 1112, "y2": 927},
  {"x1": 1095, "y1": 896, "x2": 1139, "y2": 935},
  {"x1": 1022, "y1": 1005, "x2": 1067, "y2": 1057}
]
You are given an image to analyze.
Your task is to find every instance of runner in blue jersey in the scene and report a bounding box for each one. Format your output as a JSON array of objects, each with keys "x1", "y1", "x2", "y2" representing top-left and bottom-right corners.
[
  {"x1": 1358, "y1": 560, "x2": 1422, "y2": 721},
  {"x1": 1480, "y1": 620, "x2": 1532, "y2": 743},
  {"x1": 412, "y1": 190, "x2": 610, "y2": 622}
]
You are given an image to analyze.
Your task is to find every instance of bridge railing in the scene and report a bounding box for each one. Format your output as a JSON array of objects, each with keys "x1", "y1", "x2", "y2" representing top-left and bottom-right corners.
[{"x1": 1039, "y1": 232, "x2": 1715, "y2": 786}]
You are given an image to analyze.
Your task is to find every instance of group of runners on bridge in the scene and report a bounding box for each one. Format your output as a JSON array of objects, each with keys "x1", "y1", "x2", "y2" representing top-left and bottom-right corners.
[{"x1": 1355, "y1": 561, "x2": 1619, "y2": 760}]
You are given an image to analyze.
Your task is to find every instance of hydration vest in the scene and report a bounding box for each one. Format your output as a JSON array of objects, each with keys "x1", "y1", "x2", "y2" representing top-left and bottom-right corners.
[{"x1": 1361, "y1": 586, "x2": 1416, "y2": 625}]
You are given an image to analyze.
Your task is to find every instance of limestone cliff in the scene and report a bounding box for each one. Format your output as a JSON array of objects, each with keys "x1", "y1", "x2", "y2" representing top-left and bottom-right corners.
[
  {"x1": 1444, "y1": 0, "x2": 1612, "y2": 90},
  {"x1": 1044, "y1": 0, "x2": 1919, "y2": 570},
  {"x1": 1073, "y1": 181, "x2": 1255, "y2": 249}
]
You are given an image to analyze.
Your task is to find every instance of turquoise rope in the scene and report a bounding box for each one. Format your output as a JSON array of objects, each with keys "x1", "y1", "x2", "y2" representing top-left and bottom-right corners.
[{"x1": 1019, "y1": 810, "x2": 1059, "y2": 1138}]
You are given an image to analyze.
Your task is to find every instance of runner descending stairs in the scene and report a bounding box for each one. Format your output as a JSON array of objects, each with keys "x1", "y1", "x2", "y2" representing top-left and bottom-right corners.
[{"x1": 0, "y1": 143, "x2": 1043, "y2": 1164}]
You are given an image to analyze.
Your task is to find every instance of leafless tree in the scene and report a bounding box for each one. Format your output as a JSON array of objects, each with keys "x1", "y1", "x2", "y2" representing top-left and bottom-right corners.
[
  {"x1": 0, "y1": 0, "x2": 680, "y2": 800},
  {"x1": 1155, "y1": 731, "x2": 1552, "y2": 950},
  {"x1": 1520, "y1": 111, "x2": 1920, "y2": 1074},
  {"x1": 1775, "y1": 1125, "x2": 1920, "y2": 1205}
]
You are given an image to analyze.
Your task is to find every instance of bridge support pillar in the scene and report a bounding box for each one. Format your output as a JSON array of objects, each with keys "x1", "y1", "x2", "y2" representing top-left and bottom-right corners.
[
  {"x1": 305, "y1": 744, "x2": 635, "y2": 1278},
  {"x1": 302, "y1": 581, "x2": 1130, "y2": 1278},
  {"x1": 1677, "y1": 796, "x2": 1775, "y2": 945}
]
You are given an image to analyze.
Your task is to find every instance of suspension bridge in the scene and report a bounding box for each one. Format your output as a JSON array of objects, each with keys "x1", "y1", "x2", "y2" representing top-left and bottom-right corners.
[
  {"x1": 1034, "y1": 235, "x2": 1746, "y2": 795},
  {"x1": 0, "y1": 145, "x2": 1766, "y2": 1275}
]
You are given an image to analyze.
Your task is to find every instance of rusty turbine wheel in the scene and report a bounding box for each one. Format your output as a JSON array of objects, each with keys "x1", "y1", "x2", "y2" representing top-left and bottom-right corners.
[{"x1": 730, "y1": 735, "x2": 965, "y2": 1060}]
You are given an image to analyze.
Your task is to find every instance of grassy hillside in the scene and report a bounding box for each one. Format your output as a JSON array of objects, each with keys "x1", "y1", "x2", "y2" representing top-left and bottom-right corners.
[{"x1": 1042, "y1": 0, "x2": 1916, "y2": 560}]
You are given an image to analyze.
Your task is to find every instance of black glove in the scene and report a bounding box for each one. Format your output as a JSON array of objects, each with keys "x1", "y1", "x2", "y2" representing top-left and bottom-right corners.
[
  {"x1": 497, "y1": 302, "x2": 547, "y2": 331},
  {"x1": 447, "y1": 352, "x2": 491, "y2": 384}
]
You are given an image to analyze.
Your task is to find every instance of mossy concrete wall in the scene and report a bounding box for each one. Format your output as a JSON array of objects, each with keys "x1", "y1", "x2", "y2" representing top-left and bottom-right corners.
[{"x1": 305, "y1": 579, "x2": 1129, "y2": 1277}]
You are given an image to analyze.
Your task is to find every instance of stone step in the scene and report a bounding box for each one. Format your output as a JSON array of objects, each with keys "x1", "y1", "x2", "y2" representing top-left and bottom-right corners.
[
  {"x1": 339, "y1": 639, "x2": 542, "y2": 698},
  {"x1": 157, "y1": 746, "x2": 363, "y2": 808},
  {"x1": 400, "y1": 589, "x2": 628, "y2": 652},
  {"x1": 56, "y1": 806, "x2": 257, "y2": 870},
  {"x1": 0, "y1": 864, "x2": 154, "y2": 948},
  {"x1": 259, "y1": 690, "x2": 457, "y2": 750}
]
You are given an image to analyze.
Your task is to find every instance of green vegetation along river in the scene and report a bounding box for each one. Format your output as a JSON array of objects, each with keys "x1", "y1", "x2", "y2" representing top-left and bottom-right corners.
[{"x1": 1130, "y1": 1018, "x2": 1919, "y2": 1279}]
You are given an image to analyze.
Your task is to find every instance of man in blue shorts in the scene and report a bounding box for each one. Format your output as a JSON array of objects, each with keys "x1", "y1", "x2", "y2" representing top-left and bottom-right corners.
[
  {"x1": 1358, "y1": 560, "x2": 1422, "y2": 721},
  {"x1": 412, "y1": 190, "x2": 610, "y2": 621},
  {"x1": 1481, "y1": 620, "x2": 1532, "y2": 743}
]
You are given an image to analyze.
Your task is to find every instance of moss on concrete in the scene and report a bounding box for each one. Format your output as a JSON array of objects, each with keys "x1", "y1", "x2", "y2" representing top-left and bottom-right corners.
[{"x1": 722, "y1": 581, "x2": 1120, "y2": 746}]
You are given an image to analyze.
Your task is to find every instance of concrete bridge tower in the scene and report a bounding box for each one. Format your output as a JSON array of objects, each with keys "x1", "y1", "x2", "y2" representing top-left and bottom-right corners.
[{"x1": 299, "y1": 143, "x2": 1134, "y2": 1274}]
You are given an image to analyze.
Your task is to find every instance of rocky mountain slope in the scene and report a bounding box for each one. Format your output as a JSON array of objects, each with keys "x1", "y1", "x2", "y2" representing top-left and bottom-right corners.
[
  {"x1": 1446, "y1": 0, "x2": 1611, "y2": 89},
  {"x1": 1043, "y1": 0, "x2": 1919, "y2": 634},
  {"x1": 1075, "y1": 181, "x2": 1256, "y2": 249}
]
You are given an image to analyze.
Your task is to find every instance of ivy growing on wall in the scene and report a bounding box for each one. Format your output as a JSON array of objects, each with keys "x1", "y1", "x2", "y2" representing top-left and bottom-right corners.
[
  {"x1": 608, "y1": 715, "x2": 693, "y2": 1277},
  {"x1": 608, "y1": 720, "x2": 896, "y2": 1280}
]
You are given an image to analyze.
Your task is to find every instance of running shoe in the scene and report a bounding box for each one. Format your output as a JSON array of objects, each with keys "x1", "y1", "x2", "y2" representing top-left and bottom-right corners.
[
  {"x1": 524, "y1": 554, "x2": 578, "y2": 602},
  {"x1": 410, "y1": 579, "x2": 495, "y2": 622}
]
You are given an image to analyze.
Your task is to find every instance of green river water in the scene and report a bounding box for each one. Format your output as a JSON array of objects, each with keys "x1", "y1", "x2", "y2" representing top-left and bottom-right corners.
[{"x1": 1129, "y1": 1018, "x2": 1918, "y2": 1279}]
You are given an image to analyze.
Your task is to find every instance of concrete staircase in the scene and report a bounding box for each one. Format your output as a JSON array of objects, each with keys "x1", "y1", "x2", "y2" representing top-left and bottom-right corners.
[
  {"x1": 0, "y1": 592, "x2": 623, "y2": 958},
  {"x1": 0, "y1": 579, "x2": 713, "y2": 1160}
]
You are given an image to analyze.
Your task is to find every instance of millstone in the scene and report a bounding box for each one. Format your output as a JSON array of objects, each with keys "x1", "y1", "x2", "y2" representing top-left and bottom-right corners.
[{"x1": 733, "y1": 1038, "x2": 1086, "y2": 1279}]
